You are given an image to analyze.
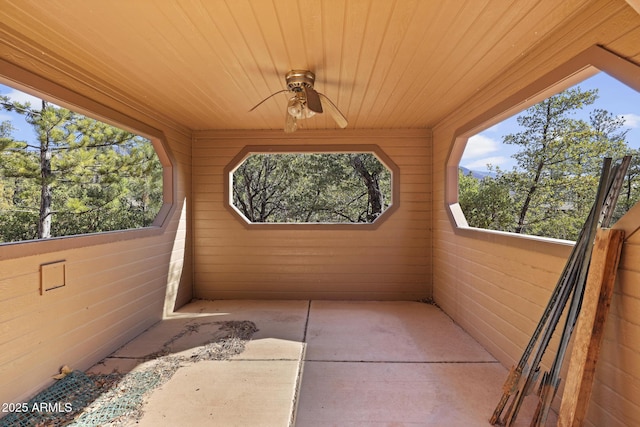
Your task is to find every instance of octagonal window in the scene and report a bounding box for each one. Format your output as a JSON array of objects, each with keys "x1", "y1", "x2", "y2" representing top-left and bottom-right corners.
[
  {"x1": 227, "y1": 147, "x2": 398, "y2": 227},
  {"x1": 0, "y1": 83, "x2": 169, "y2": 243},
  {"x1": 446, "y1": 47, "x2": 640, "y2": 242}
]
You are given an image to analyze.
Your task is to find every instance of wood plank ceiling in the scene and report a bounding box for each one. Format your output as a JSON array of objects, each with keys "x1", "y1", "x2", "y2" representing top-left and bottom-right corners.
[{"x1": 0, "y1": 0, "x2": 614, "y2": 132}]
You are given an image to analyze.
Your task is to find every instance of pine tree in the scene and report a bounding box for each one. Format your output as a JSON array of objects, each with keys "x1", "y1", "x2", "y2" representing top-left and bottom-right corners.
[
  {"x1": 459, "y1": 86, "x2": 632, "y2": 240},
  {"x1": 0, "y1": 95, "x2": 163, "y2": 242}
]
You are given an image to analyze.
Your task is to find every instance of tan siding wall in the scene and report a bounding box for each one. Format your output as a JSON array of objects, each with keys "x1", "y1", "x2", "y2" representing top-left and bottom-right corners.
[
  {"x1": 0, "y1": 54, "x2": 193, "y2": 404},
  {"x1": 192, "y1": 130, "x2": 431, "y2": 300},
  {"x1": 432, "y1": 2, "x2": 640, "y2": 425}
]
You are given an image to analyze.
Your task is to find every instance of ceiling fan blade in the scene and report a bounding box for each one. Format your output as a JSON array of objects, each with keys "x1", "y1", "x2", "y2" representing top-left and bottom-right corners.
[
  {"x1": 304, "y1": 86, "x2": 323, "y2": 113},
  {"x1": 249, "y1": 89, "x2": 289, "y2": 112},
  {"x1": 318, "y1": 93, "x2": 348, "y2": 128},
  {"x1": 285, "y1": 111, "x2": 297, "y2": 133}
]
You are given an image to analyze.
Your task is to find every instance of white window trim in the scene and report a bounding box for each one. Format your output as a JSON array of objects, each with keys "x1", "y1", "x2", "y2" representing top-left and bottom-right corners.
[
  {"x1": 445, "y1": 45, "x2": 640, "y2": 242},
  {"x1": 0, "y1": 59, "x2": 176, "y2": 261},
  {"x1": 224, "y1": 144, "x2": 400, "y2": 230}
]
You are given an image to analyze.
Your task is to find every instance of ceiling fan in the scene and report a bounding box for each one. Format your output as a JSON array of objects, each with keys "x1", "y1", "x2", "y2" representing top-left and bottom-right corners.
[{"x1": 249, "y1": 70, "x2": 348, "y2": 133}]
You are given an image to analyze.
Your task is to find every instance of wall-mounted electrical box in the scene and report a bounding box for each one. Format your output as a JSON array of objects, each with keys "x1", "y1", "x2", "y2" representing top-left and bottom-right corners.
[{"x1": 40, "y1": 261, "x2": 66, "y2": 295}]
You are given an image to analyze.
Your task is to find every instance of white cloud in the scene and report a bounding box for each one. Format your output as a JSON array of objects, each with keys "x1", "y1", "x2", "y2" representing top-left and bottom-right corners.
[
  {"x1": 463, "y1": 134, "x2": 500, "y2": 159},
  {"x1": 4, "y1": 88, "x2": 42, "y2": 109},
  {"x1": 619, "y1": 113, "x2": 640, "y2": 128},
  {"x1": 462, "y1": 156, "x2": 508, "y2": 170},
  {"x1": 482, "y1": 123, "x2": 502, "y2": 133}
]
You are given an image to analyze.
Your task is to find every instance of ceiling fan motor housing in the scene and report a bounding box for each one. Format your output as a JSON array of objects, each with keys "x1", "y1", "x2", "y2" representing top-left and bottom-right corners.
[
  {"x1": 249, "y1": 69, "x2": 347, "y2": 131},
  {"x1": 285, "y1": 70, "x2": 316, "y2": 91}
]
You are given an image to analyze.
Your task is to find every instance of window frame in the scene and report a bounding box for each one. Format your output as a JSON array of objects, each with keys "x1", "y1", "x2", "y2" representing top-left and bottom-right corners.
[
  {"x1": 0, "y1": 58, "x2": 175, "y2": 260},
  {"x1": 445, "y1": 45, "x2": 640, "y2": 243},
  {"x1": 224, "y1": 144, "x2": 400, "y2": 230}
]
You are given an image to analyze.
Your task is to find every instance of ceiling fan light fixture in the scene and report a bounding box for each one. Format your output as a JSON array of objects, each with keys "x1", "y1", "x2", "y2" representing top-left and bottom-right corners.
[
  {"x1": 250, "y1": 69, "x2": 347, "y2": 132},
  {"x1": 286, "y1": 97, "x2": 302, "y2": 118},
  {"x1": 287, "y1": 96, "x2": 315, "y2": 119}
]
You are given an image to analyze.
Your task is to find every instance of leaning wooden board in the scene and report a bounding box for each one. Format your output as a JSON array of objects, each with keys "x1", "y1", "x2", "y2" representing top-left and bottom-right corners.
[{"x1": 558, "y1": 228, "x2": 625, "y2": 427}]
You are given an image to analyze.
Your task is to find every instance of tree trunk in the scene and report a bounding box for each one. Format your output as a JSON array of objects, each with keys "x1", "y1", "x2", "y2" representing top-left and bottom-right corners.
[
  {"x1": 38, "y1": 142, "x2": 52, "y2": 238},
  {"x1": 38, "y1": 100, "x2": 52, "y2": 239},
  {"x1": 515, "y1": 102, "x2": 552, "y2": 234},
  {"x1": 351, "y1": 155, "x2": 384, "y2": 222},
  {"x1": 515, "y1": 160, "x2": 544, "y2": 234}
]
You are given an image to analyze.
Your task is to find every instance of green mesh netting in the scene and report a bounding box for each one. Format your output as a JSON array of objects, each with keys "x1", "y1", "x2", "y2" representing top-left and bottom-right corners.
[
  {"x1": 70, "y1": 369, "x2": 164, "y2": 426},
  {"x1": 0, "y1": 371, "x2": 123, "y2": 427},
  {"x1": 0, "y1": 320, "x2": 258, "y2": 427}
]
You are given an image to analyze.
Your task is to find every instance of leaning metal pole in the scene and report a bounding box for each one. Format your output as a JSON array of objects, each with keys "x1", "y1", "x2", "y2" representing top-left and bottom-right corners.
[
  {"x1": 489, "y1": 186, "x2": 600, "y2": 425},
  {"x1": 502, "y1": 189, "x2": 604, "y2": 427},
  {"x1": 490, "y1": 157, "x2": 624, "y2": 426},
  {"x1": 530, "y1": 156, "x2": 631, "y2": 426},
  {"x1": 517, "y1": 161, "x2": 611, "y2": 426}
]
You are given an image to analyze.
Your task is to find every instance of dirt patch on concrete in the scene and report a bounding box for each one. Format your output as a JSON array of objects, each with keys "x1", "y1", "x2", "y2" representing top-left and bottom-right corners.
[{"x1": 0, "y1": 320, "x2": 258, "y2": 427}]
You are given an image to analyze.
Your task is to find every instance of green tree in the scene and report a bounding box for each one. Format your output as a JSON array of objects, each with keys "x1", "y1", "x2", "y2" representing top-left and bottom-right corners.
[
  {"x1": 458, "y1": 86, "x2": 638, "y2": 240},
  {"x1": 232, "y1": 153, "x2": 391, "y2": 223},
  {"x1": 458, "y1": 169, "x2": 514, "y2": 231},
  {"x1": 499, "y1": 87, "x2": 628, "y2": 239},
  {"x1": 0, "y1": 95, "x2": 163, "y2": 242},
  {"x1": 350, "y1": 154, "x2": 387, "y2": 222},
  {"x1": 232, "y1": 154, "x2": 293, "y2": 222}
]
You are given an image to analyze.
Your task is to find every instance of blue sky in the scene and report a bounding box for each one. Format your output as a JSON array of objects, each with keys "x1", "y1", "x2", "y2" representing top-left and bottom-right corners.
[
  {"x1": 460, "y1": 72, "x2": 640, "y2": 172},
  {"x1": 2, "y1": 73, "x2": 640, "y2": 166},
  {"x1": 0, "y1": 84, "x2": 45, "y2": 143}
]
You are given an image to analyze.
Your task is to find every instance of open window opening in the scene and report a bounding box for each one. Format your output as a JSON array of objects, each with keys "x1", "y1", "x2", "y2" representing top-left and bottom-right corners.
[
  {"x1": 225, "y1": 145, "x2": 399, "y2": 229},
  {"x1": 447, "y1": 46, "x2": 640, "y2": 241},
  {"x1": 0, "y1": 81, "x2": 172, "y2": 244}
]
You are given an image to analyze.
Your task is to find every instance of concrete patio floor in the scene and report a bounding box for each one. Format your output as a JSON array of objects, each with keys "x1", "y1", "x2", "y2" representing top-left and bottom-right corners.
[{"x1": 88, "y1": 300, "x2": 557, "y2": 426}]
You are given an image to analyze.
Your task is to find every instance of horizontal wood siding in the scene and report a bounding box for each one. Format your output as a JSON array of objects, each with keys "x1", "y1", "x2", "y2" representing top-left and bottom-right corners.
[
  {"x1": 0, "y1": 49, "x2": 193, "y2": 405},
  {"x1": 192, "y1": 130, "x2": 431, "y2": 300},
  {"x1": 431, "y1": 2, "x2": 640, "y2": 425}
]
